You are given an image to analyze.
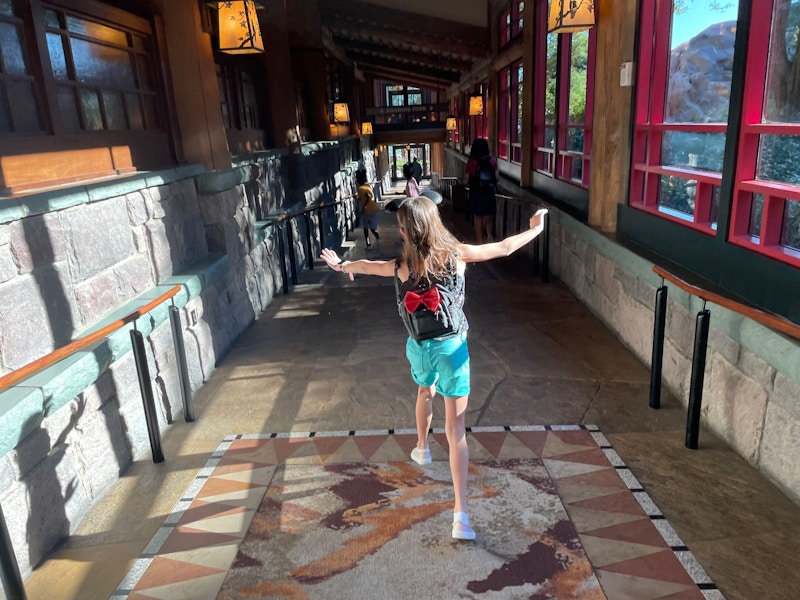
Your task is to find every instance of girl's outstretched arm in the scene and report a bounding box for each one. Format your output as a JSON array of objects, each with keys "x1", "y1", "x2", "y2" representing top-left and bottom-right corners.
[
  {"x1": 458, "y1": 208, "x2": 548, "y2": 263},
  {"x1": 320, "y1": 248, "x2": 397, "y2": 278}
]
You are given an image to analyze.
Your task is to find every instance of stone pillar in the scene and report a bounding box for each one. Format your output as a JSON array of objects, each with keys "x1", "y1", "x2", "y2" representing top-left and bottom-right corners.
[
  {"x1": 159, "y1": 0, "x2": 231, "y2": 171},
  {"x1": 287, "y1": 0, "x2": 331, "y2": 141}
]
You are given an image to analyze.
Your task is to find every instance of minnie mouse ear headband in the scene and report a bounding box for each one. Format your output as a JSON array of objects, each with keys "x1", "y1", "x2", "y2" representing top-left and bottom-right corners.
[{"x1": 420, "y1": 189, "x2": 443, "y2": 205}]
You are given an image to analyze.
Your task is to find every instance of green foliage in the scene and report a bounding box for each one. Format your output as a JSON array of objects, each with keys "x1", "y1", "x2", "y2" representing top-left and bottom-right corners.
[{"x1": 673, "y1": 1, "x2": 733, "y2": 15}]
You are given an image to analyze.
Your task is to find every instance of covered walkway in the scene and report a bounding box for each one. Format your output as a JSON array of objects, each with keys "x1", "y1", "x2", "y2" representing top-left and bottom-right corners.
[{"x1": 19, "y1": 190, "x2": 800, "y2": 599}]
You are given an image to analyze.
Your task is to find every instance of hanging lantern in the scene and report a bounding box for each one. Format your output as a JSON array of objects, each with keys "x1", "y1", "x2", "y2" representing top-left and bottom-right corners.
[
  {"x1": 362, "y1": 122, "x2": 373, "y2": 135},
  {"x1": 468, "y1": 95, "x2": 483, "y2": 116},
  {"x1": 333, "y1": 102, "x2": 350, "y2": 123},
  {"x1": 218, "y1": 1, "x2": 264, "y2": 54},
  {"x1": 373, "y1": 148, "x2": 379, "y2": 157},
  {"x1": 548, "y1": 0, "x2": 596, "y2": 34},
  {"x1": 446, "y1": 116, "x2": 457, "y2": 131}
]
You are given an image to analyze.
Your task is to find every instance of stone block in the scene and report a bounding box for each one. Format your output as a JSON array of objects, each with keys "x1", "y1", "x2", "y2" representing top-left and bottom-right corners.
[
  {"x1": 759, "y1": 401, "x2": 800, "y2": 505},
  {"x1": 146, "y1": 219, "x2": 175, "y2": 281},
  {"x1": 62, "y1": 197, "x2": 135, "y2": 281},
  {"x1": 614, "y1": 291, "x2": 653, "y2": 364},
  {"x1": 70, "y1": 402, "x2": 130, "y2": 499},
  {"x1": 8, "y1": 213, "x2": 67, "y2": 274},
  {"x1": 771, "y1": 372, "x2": 800, "y2": 420},
  {"x1": 173, "y1": 213, "x2": 209, "y2": 269},
  {"x1": 0, "y1": 222, "x2": 9, "y2": 246},
  {"x1": 5, "y1": 426, "x2": 50, "y2": 480},
  {"x1": 737, "y1": 349, "x2": 776, "y2": 392},
  {"x1": 0, "y1": 244, "x2": 15, "y2": 282},
  {"x1": 125, "y1": 190, "x2": 150, "y2": 226},
  {"x1": 708, "y1": 328, "x2": 740, "y2": 366},
  {"x1": 665, "y1": 299, "x2": 695, "y2": 358},
  {"x1": 0, "y1": 274, "x2": 68, "y2": 369},
  {"x1": 114, "y1": 255, "x2": 155, "y2": 301},
  {"x1": 74, "y1": 271, "x2": 123, "y2": 324},
  {"x1": 705, "y1": 353, "x2": 768, "y2": 462},
  {"x1": 661, "y1": 338, "x2": 691, "y2": 404}
]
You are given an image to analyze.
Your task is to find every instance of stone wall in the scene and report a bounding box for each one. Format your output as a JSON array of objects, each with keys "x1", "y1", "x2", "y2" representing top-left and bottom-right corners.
[
  {"x1": 0, "y1": 140, "x2": 367, "y2": 576},
  {"x1": 549, "y1": 211, "x2": 800, "y2": 505}
]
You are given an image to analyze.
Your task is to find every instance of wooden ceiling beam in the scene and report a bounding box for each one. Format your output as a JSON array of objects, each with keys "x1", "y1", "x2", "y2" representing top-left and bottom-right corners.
[
  {"x1": 331, "y1": 36, "x2": 473, "y2": 74},
  {"x1": 319, "y1": 0, "x2": 488, "y2": 60},
  {"x1": 347, "y1": 51, "x2": 461, "y2": 83},
  {"x1": 361, "y1": 65, "x2": 455, "y2": 90}
]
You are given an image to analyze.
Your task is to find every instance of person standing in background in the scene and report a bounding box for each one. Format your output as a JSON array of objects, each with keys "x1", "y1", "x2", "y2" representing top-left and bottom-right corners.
[
  {"x1": 357, "y1": 169, "x2": 381, "y2": 249},
  {"x1": 463, "y1": 138, "x2": 499, "y2": 243}
]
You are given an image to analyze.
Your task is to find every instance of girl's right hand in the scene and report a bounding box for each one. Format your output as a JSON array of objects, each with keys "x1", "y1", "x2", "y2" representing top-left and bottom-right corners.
[{"x1": 530, "y1": 208, "x2": 548, "y2": 230}]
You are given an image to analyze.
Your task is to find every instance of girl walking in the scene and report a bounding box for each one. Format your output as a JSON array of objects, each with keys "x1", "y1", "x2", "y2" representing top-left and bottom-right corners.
[{"x1": 321, "y1": 196, "x2": 547, "y2": 540}]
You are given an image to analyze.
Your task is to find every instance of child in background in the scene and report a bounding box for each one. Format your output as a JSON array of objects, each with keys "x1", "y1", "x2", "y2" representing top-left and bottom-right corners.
[{"x1": 357, "y1": 169, "x2": 381, "y2": 249}]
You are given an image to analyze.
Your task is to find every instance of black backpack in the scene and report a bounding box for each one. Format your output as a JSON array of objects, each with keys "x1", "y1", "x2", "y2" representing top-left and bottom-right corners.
[{"x1": 477, "y1": 156, "x2": 495, "y2": 188}]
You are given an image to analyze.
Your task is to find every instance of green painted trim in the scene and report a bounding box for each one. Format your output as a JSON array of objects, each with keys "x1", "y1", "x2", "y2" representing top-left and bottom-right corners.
[
  {"x1": 0, "y1": 164, "x2": 206, "y2": 222},
  {"x1": 0, "y1": 253, "x2": 229, "y2": 457}
]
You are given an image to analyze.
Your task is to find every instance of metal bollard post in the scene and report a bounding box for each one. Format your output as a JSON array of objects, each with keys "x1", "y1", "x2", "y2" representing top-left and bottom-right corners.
[
  {"x1": 0, "y1": 503, "x2": 26, "y2": 600},
  {"x1": 277, "y1": 222, "x2": 289, "y2": 295},
  {"x1": 650, "y1": 284, "x2": 668, "y2": 409},
  {"x1": 286, "y1": 218, "x2": 298, "y2": 285},
  {"x1": 130, "y1": 327, "x2": 165, "y2": 463},
  {"x1": 305, "y1": 212, "x2": 315, "y2": 270},
  {"x1": 685, "y1": 304, "x2": 711, "y2": 450},
  {"x1": 318, "y1": 207, "x2": 326, "y2": 252},
  {"x1": 541, "y1": 211, "x2": 550, "y2": 283},
  {"x1": 168, "y1": 305, "x2": 194, "y2": 423}
]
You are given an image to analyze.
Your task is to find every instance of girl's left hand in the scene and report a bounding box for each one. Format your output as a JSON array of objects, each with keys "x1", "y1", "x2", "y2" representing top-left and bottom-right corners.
[{"x1": 320, "y1": 248, "x2": 354, "y2": 280}]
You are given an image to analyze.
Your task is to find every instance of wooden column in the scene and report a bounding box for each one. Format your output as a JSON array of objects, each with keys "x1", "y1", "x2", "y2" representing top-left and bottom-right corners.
[
  {"x1": 588, "y1": 0, "x2": 638, "y2": 232},
  {"x1": 519, "y1": 0, "x2": 535, "y2": 187},
  {"x1": 159, "y1": 0, "x2": 231, "y2": 171},
  {"x1": 258, "y1": 0, "x2": 298, "y2": 146},
  {"x1": 287, "y1": 0, "x2": 331, "y2": 141}
]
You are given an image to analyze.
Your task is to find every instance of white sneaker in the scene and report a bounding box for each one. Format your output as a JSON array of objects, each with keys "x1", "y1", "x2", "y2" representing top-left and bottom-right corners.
[
  {"x1": 452, "y1": 513, "x2": 476, "y2": 540},
  {"x1": 410, "y1": 447, "x2": 431, "y2": 465}
]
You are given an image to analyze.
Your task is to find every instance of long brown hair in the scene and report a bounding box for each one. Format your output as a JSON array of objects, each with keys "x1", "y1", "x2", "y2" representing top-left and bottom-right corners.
[{"x1": 397, "y1": 197, "x2": 460, "y2": 283}]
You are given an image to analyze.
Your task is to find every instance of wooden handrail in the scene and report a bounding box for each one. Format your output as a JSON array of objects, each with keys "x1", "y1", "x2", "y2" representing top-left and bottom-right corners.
[
  {"x1": 653, "y1": 265, "x2": 800, "y2": 341},
  {"x1": 0, "y1": 285, "x2": 182, "y2": 394}
]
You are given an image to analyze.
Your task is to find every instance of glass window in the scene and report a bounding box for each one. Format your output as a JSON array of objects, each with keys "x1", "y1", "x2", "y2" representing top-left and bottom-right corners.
[
  {"x1": 498, "y1": 61, "x2": 523, "y2": 164},
  {"x1": 728, "y1": 0, "x2": 800, "y2": 266},
  {"x1": 630, "y1": 0, "x2": 739, "y2": 232},
  {"x1": 533, "y1": 3, "x2": 595, "y2": 188}
]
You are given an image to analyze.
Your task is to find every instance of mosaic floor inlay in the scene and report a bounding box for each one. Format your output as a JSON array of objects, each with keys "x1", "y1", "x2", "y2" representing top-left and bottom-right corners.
[{"x1": 112, "y1": 426, "x2": 724, "y2": 600}]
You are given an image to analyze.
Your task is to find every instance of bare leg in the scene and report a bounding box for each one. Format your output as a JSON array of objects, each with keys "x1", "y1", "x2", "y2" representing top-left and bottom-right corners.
[
  {"x1": 486, "y1": 216, "x2": 495, "y2": 242},
  {"x1": 416, "y1": 384, "x2": 435, "y2": 450},
  {"x1": 443, "y1": 394, "x2": 469, "y2": 513},
  {"x1": 473, "y1": 216, "x2": 485, "y2": 244}
]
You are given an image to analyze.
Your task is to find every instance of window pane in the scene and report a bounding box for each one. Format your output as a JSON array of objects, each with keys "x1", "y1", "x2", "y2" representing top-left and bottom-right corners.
[
  {"x1": 80, "y1": 88, "x2": 103, "y2": 130},
  {"x1": 0, "y1": 0, "x2": 15, "y2": 17},
  {"x1": 661, "y1": 131, "x2": 726, "y2": 171},
  {"x1": 103, "y1": 90, "x2": 126, "y2": 130},
  {"x1": 0, "y1": 84, "x2": 11, "y2": 132},
  {"x1": 125, "y1": 92, "x2": 143, "y2": 129},
  {"x1": 66, "y1": 15, "x2": 128, "y2": 47},
  {"x1": 408, "y1": 93, "x2": 422, "y2": 105},
  {"x1": 568, "y1": 127, "x2": 584, "y2": 152},
  {"x1": 757, "y1": 134, "x2": 800, "y2": 184},
  {"x1": 765, "y1": 0, "x2": 800, "y2": 122},
  {"x1": 569, "y1": 31, "x2": 589, "y2": 124},
  {"x1": 142, "y1": 94, "x2": 157, "y2": 128},
  {"x1": 57, "y1": 85, "x2": 81, "y2": 131},
  {"x1": 658, "y1": 175, "x2": 696, "y2": 217},
  {"x1": 667, "y1": 3, "x2": 740, "y2": 124},
  {"x1": 72, "y1": 39, "x2": 135, "y2": 88},
  {"x1": 7, "y1": 79, "x2": 42, "y2": 132},
  {"x1": 711, "y1": 186, "x2": 720, "y2": 226},
  {"x1": 782, "y1": 199, "x2": 800, "y2": 250},
  {"x1": 571, "y1": 157, "x2": 583, "y2": 181},
  {"x1": 44, "y1": 9, "x2": 60, "y2": 28},
  {"x1": 136, "y1": 54, "x2": 153, "y2": 90},
  {"x1": 749, "y1": 193, "x2": 764, "y2": 238},
  {"x1": 545, "y1": 33, "x2": 557, "y2": 125},
  {"x1": 47, "y1": 32, "x2": 69, "y2": 80},
  {"x1": 0, "y1": 22, "x2": 29, "y2": 76}
]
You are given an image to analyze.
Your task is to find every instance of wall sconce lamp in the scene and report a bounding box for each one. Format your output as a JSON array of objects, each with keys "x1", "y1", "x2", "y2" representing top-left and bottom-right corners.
[
  {"x1": 446, "y1": 116, "x2": 457, "y2": 131},
  {"x1": 218, "y1": 1, "x2": 264, "y2": 54},
  {"x1": 362, "y1": 122, "x2": 373, "y2": 135},
  {"x1": 468, "y1": 95, "x2": 484, "y2": 117},
  {"x1": 333, "y1": 102, "x2": 350, "y2": 123},
  {"x1": 548, "y1": 0, "x2": 596, "y2": 34}
]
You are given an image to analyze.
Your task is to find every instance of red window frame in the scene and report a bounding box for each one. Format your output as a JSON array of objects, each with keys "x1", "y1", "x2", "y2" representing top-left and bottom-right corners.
[
  {"x1": 498, "y1": 61, "x2": 523, "y2": 164},
  {"x1": 499, "y1": 2, "x2": 525, "y2": 49},
  {"x1": 629, "y1": 0, "x2": 726, "y2": 236},
  {"x1": 728, "y1": 2, "x2": 800, "y2": 267},
  {"x1": 499, "y1": 8, "x2": 511, "y2": 47},
  {"x1": 532, "y1": 0, "x2": 595, "y2": 189}
]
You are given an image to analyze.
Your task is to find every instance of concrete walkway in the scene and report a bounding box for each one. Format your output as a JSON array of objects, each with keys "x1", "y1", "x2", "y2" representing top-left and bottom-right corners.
[{"x1": 20, "y1": 185, "x2": 800, "y2": 599}]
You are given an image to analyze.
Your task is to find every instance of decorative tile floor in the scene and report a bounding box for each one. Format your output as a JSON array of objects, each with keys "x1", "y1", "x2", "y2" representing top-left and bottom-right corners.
[{"x1": 112, "y1": 426, "x2": 724, "y2": 600}]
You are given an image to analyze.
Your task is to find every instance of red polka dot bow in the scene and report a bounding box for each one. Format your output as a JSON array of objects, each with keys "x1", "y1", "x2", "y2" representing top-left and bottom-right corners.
[{"x1": 404, "y1": 287, "x2": 441, "y2": 313}]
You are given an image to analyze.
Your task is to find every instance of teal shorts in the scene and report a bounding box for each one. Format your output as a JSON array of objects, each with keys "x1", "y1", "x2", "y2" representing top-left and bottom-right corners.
[{"x1": 405, "y1": 332, "x2": 470, "y2": 397}]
